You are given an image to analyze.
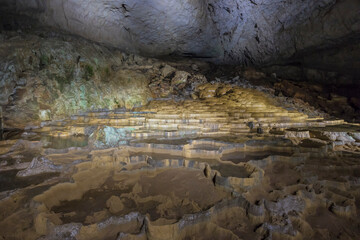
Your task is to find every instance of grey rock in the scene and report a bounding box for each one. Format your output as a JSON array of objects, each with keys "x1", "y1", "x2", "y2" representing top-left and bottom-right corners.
[
  {"x1": 0, "y1": 63, "x2": 17, "y2": 105},
  {"x1": 349, "y1": 132, "x2": 360, "y2": 141},
  {"x1": 1, "y1": 0, "x2": 358, "y2": 67},
  {"x1": 16, "y1": 156, "x2": 62, "y2": 177},
  {"x1": 46, "y1": 223, "x2": 82, "y2": 240},
  {"x1": 323, "y1": 131, "x2": 356, "y2": 142},
  {"x1": 264, "y1": 195, "x2": 305, "y2": 216}
]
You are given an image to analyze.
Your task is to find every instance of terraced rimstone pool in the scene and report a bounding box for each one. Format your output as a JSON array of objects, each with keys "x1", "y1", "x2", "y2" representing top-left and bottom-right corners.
[{"x1": 0, "y1": 85, "x2": 360, "y2": 239}]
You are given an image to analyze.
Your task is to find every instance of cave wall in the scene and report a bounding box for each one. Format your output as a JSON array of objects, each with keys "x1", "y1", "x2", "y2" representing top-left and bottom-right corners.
[
  {"x1": 0, "y1": 0, "x2": 222, "y2": 58},
  {"x1": 1, "y1": 0, "x2": 359, "y2": 71},
  {"x1": 210, "y1": 0, "x2": 360, "y2": 66}
]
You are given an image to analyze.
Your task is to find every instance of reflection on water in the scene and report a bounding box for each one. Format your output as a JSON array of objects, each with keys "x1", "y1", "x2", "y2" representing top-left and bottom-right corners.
[
  {"x1": 135, "y1": 138, "x2": 190, "y2": 145},
  {"x1": 0, "y1": 169, "x2": 59, "y2": 192},
  {"x1": 40, "y1": 135, "x2": 88, "y2": 149},
  {"x1": 212, "y1": 164, "x2": 250, "y2": 178},
  {"x1": 221, "y1": 151, "x2": 293, "y2": 164},
  {"x1": 51, "y1": 186, "x2": 133, "y2": 224},
  {"x1": 0, "y1": 129, "x2": 24, "y2": 141},
  {"x1": 1, "y1": 96, "x2": 360, "y2": 240}
]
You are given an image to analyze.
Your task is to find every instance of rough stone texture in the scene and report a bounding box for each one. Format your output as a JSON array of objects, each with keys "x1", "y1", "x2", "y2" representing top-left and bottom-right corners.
[
  {"x1": 0, "y1": 31, "x2": 154, "y2": 128},
  {"x1": 1, "y1": 0, "x2": 359, "y2": 70},
  {"x1": 0, "y1": 29, "x2": 213, "y2": 128},
  {"x1": 1, "y1": 100, "x2": 360, "y2": 239},
  {"x1": 17, "y1": 156, "x2": 62, "y2": 177},
  {"x1": 0, "y1": 0, "x2": 221, "y2": 58},
  {"x1": 273, "y1": 79, "x2": 360, "y2": 121}
]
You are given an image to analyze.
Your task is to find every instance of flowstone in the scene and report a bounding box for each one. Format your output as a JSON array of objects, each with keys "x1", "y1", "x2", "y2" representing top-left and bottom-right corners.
[{"x1": 1, "y1": 81, "x2": 360, "y2": 239}]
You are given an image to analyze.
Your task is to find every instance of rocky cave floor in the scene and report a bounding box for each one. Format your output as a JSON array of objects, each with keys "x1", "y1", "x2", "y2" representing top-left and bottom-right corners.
[{"x1": 1, "y1": 29, "x2": 360, "y2": 240}]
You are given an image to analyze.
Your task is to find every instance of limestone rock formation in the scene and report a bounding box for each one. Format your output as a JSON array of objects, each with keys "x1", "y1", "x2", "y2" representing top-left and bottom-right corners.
[
  {"x1": 1, "y1": 0, "x2": 359, "y2": 72},
  {"x1": 17, "y1": 156, "x2": 62, "y2": 177},
  {"x1": 0, "y1": 2, "x2": 360, "y2": 240},
  {"x1": 0, "y1": 30, "x2": 209, "y2": 128},
  {"x1": 1, "y1": 85, "x2": 360, "y2": 239}
]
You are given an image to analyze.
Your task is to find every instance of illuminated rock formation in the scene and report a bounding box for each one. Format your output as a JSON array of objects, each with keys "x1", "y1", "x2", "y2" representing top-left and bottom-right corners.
[
  {"x1": 1, "y1": 78, "x2": 360, "y2": 239},
  {"x1": 0, "y1": 3, "x2": 360, "y2": 239}
]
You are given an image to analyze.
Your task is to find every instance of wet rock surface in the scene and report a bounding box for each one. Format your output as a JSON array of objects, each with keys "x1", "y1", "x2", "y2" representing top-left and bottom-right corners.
[
  {"x1": 1, "y1": 79, "x2": 360, "y2": 239},
  {"x1": 0, "y1": 28, "x2": 360, "y2": 240},
  {"x1": 0, "y1": 29, "x2": 209, "y2": 129},
  {"x1": 0, "y1": 29, "x2": 359, "y2": 130}
]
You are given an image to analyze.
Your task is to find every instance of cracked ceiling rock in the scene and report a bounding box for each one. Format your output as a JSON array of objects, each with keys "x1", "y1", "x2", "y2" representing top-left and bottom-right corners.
[{"x1": 1, "y1": 0, "x2": 359, "y2": 67}]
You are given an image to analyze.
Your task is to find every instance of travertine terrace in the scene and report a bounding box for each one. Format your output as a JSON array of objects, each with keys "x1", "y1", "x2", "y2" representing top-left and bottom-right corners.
[
  {"x1": 1, "y1": 83, "x2": 360, "y2": 239},
  {"x1": 0, "y1": 1, "x2": 360, "y2": 239}
]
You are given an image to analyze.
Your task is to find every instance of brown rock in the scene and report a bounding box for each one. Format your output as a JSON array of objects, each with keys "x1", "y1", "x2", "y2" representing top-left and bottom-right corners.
[
  {"x1": 216, "y1": 84, "x2": 233, "y2": 97},
  {"x1": 106, "y1": 196, "x2": 124, "y2": 214},
  {"x1": 161, "y1": 65, "x2": 176, "y2": 78},
  {"x1": 243, "y1": 68, "x2": 266, "y2": 80},
  {"x1": 350, "y1": 97, "x2": 360, "y2": 109},
  {"x1": 330, "y1": 94, "x2": 348, "y2": 104},
  {"x1": 171, "y1": 71, "x2": 190, "y2": 89},
  {"x1": 197, "y1": 83, "x2": 218, "y2": 99}
]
